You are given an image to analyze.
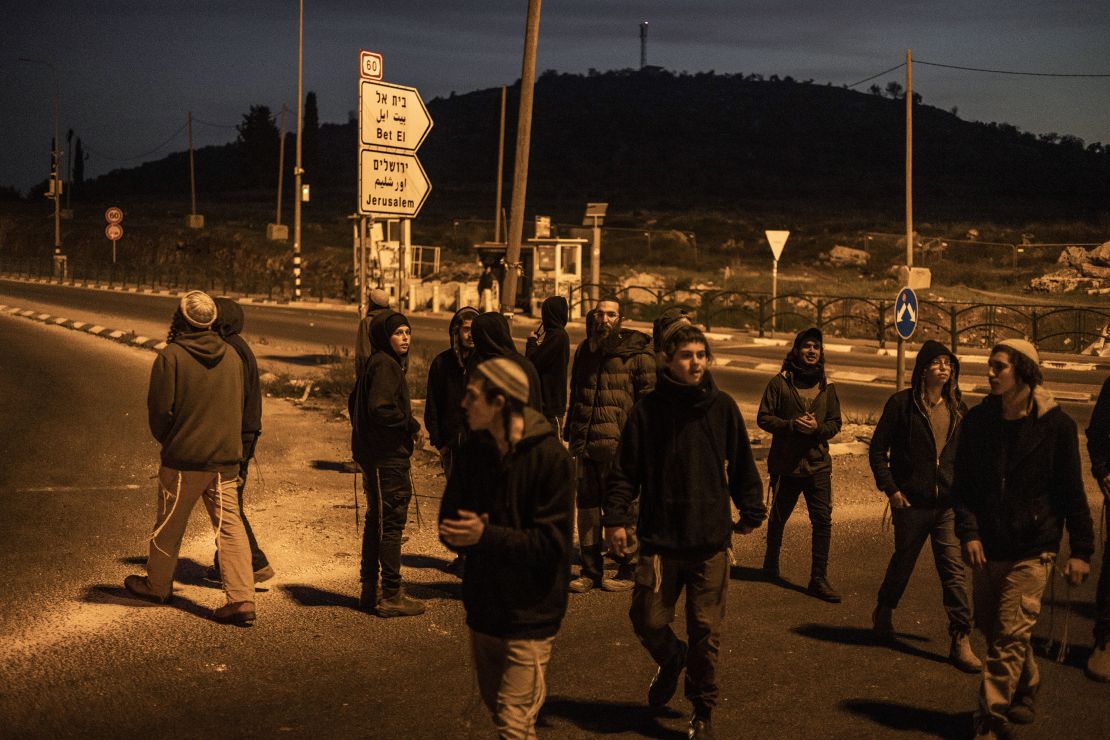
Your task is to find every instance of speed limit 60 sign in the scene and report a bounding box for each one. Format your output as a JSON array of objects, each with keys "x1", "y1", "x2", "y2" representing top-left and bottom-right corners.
[{"x1": 105, "y1": 207, "x2": 123, "y2": 224}]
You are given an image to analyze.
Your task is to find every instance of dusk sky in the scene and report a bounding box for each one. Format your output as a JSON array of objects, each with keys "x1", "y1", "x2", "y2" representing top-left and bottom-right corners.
[{"x1": 3, "y1": 1, "x2": 1108, "y2": 194}]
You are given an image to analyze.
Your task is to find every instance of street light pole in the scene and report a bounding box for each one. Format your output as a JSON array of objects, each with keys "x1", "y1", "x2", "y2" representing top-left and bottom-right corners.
[
  {"x1": 19, "y1": 57, "x2": 63, "y2": 269},
  {"x1": 896, "y1": 48, "x2": 913, "y2": 392},
  {"x1": 292, "y1": 0, "x2": 304, "y2": 301}
]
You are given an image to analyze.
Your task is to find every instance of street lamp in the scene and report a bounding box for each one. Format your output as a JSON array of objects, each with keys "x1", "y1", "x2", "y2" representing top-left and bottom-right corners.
[{"x1": 19, "y1": 57, "x2": 64, "y2": 275}]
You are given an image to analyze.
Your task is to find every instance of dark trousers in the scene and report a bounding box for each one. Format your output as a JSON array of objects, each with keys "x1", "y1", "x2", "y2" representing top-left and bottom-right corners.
[
  {"x1": 765, "y1": 472, "x2": 833, "y2": 578},
  {"x1": 212, "y1": 433, "x2": 269, "y2": 571},
  {"x1": 360, "y1": 463, "x2": 413, "y2": 596},
  {"x1": 630, "y1": 550, "x2": 729, "y2": 714},
  {"x1": 578, "y1": 457, "x2": 635, "y2": 583},
  {"x1": 877, "y1": 506, "x2": 972, "y2": 634},
  {"x1": 1097, "y1": 526, "x2": 1110, "y2": 641}
]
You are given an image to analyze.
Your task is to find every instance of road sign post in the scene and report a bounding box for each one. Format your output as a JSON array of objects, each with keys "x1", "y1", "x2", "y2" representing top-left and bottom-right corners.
[
  {"x1": 105, "y1": 208, "x2": 123, "y2": 264},
  {"x1": 894, "y1": 286, "x2": 919, "y2": 391},
  {"x1": 765, "y1": 230, "x2": 790, "y2": 337}
]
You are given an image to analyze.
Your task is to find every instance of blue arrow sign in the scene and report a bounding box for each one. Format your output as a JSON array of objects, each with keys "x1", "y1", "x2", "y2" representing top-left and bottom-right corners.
[{"x1": 895, "y1": 287, "x2": 918, "y2": 340}]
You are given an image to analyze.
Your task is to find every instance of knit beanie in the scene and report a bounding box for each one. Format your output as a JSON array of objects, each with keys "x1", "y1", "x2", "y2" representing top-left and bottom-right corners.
[
  {"x1": 997, "y1": 338, "x2": 1041, "y2": 366},
  {"x1": 653, "y1": 307, "x2": 692, "y2": 352},
  {"x1": 368, "y1": 288, "x2": 391, "y2": 310},
  {"x1": 475, "y1": 357, "x2": 530, "y2": 404},
  {"x1": 180, "y1": 291, "x2": 217, "y2": 329}
]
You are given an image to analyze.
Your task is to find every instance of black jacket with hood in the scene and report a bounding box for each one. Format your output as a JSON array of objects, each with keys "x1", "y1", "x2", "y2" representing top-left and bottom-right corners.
[
  {"x1": 466, "y1": 312, "x2": 543, "y2": 412},
  {"x1": 438, "y1": 409, "x2": 574, "y2": 639},
  {"x1": 213, "y1": 298, "x2": 262, "y2": 437},
  {"x1": 525, "y1": 296, "x2": 570, "y2": 418},
  {"x1": 605, "y1": 369, "x2": 766, "y2": 557},
  {"x1": 756, "y1": 328, "x2": 842, "y2": 477},
  {"x1": 148, "y1": 330, "x2": 244, "y2": 473},
  {"x1": 349, "y1": 311, "x2": 420, "y2": 468},
  {"x1": 952, "y1": 387, "x2": 1095, "y2": 563},
  {"x1": 1086, "y1": 374, "x2": 1110, "y2": 483},
  {"x1": 869, "y1": 340, "x2": 967, "y2": 508},
  {"x1": 424, "y1": 307, "x2": 478, "y2": 450}
]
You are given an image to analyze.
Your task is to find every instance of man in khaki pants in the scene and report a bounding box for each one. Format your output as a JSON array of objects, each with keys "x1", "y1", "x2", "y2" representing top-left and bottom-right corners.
[
  {"x1": 124, "y1": 291, "x2": 258, "y2": 626},
  {"x1": 952, "y1": 339, "x2": 1094, "y2": 737}
]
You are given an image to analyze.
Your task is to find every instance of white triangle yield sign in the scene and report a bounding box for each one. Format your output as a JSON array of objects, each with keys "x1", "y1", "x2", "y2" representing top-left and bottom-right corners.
[{"x1": 765, "y1": 230, "x2": 790, "y2": 261}]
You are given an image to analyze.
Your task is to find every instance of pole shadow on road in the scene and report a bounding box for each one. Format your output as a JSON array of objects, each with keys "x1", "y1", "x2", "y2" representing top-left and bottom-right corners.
[
  {"x1": 839, "y1": 699, "x2": 970, "y2": 739},
  {"x1": 729, "y1": 565, "x2": 810, "y2": 596},
  {"x1": 791, "y1": 623, "x2": 946, "y2": 665},
  {"x1": 540, "y1": 697, "x2": 686, "y2": 738},
  {"x1": 83, "y1": 584, "x2": 213, "y2": 621}
]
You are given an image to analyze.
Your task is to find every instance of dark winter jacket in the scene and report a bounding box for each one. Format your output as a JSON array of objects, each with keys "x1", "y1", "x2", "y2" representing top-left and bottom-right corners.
[
  {"x1": 605, "y1": 369, "x2": 766, "y2": 557},
  {"x1": 424, "y1": 307, "x2": 477, "y2": 450},
  {"x1": 1087, "y1": 375, "x2": 1110, "y2": 483},
  {"x1": 349, "y1": 311, "x2": 420, "y2": 468},
  {"x1": 438, "y1": 409, "x2": 574, "y2": 639},
  {"x1": 213, "y1": 298, "x2": 262, "y2": 437},
  {"x1": 147, "y1": 331, "x2": 244, "y2": 474},
  {"x1": 565, "y1": 326, "x2": 656, "y2": 462},
  {"x1": 869, "y1": 340, "x2": 967, "y2": 508},
  {"x1": 525, "y1": 296, "x2": 570, "y2": 418},
  {"x1": 952, "y1": 388, "x2": 1095, "y2": 563},
  {"x1": 467, "y1": 312, "x2": 543, "y2": 412},
  {"x1": 756, "y1": 362, "x2": 842, "y2": 477}
]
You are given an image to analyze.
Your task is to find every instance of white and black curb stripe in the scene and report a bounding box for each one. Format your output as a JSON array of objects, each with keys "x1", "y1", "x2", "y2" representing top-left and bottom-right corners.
[{"x1": 0, "y1": 304, "x2": 167, "y2": 352}]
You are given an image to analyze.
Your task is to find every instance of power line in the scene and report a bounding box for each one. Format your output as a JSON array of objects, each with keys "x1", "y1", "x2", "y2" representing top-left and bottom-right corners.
[
  {"x1": 846, "y1": 62, "x2": 905, "y2": 88},
  {"x1": 82, "y1": 120, "x2": 189, "y2": 162},
  {"x1": 193, "y1": 117, "x2": 238, "y2": 129},
  {"x1": 916, "y1": 59, "x2": 1110, "y2": 78}
]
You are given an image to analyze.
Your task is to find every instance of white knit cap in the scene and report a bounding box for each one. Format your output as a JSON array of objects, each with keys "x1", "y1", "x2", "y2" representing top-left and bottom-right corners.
[
  {"x1": 997, "y1": 338, "x2": 1040, "y2": 366},
  {"x1": 476, "y1": 358, "x2": 530, "y2": 404},
  {"x1": 180, "y1": 290, "x2": 217, "y2": 329}
]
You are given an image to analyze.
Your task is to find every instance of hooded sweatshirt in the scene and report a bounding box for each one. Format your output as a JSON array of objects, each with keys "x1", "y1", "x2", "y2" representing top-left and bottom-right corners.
[
  {"x1": 438, "y1": 408, "x2": 574, "y2": 639},
  {"x1": 424, "y1": 306, "x2": 478, "y2": 450},
  {"x1": 213, "y1": 297, "x2": 262, "y2": 437},
  {"x1": 869, "y1": 340, "x2": 967, "y2": 508},
  {"x1": 565, "y1": 323, "x2": 656, "y2": 462},
  {"x1": 147, "y1": 331, "x2": 244, "y2": 473},
  {"x1": 467, "y1": 312, "x2": 543, "y2": 412},
  {"x1": 349, "y1": 311, "x2": 420, "y2": 467},
  {"x1": 953, "y1": 387, "x2": 1094, "y2": 563},
  {"x1": 756, "y1": 327, "x2": 842, "y2": 476},
  {"x1": 525, "y1": 296, "x2": 570, "y2": 418},
  {"x1": 605, "y1": 369, "x2": 766, "y2": 557}
]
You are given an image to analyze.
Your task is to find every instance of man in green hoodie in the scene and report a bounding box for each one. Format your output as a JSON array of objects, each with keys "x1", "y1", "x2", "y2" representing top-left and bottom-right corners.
[{"x1": 125, "y1": 291, "x2": 257, "y2": 627}]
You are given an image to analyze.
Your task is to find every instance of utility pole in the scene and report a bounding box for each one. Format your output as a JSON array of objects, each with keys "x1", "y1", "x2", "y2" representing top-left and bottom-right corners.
[
  {"x1": 188, "y1": 111, "x2": 197, "y2": 216},
  {"x1": 292, "y1": 0, "x2": 305, "y2": 301},
  {"x1": 19, "y1": 57, "x2": 63, "y2": 272},
  {"x1": 640, "y1": 21, "x2": 648, "y2": 69},
  {"x1": 896, "y1": 48, "x2": 913, "y2": 392},
  {"x1": 494, "y1": 85, "x2": 506, "y2": 243},
  {"x1": 500, "y1": 0, "x2": 541, "y2": 319},
  {"x1": 276, "y1": 105, "x2": 287, "y2": 226},
  {"x1": 65, "y1": 128, "x2": 73, "y2": 212}
]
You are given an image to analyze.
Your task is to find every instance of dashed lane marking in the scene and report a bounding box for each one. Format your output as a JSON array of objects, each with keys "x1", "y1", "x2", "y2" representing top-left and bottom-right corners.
[{"x1": 10, "y1": 484, "x2": 143, "y2": 493}]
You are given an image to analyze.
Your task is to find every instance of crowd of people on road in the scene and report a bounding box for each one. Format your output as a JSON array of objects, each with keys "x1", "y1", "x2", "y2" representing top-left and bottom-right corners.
[{"x1": 126, "y1": 289, "x2": 1109, "y2": 740}]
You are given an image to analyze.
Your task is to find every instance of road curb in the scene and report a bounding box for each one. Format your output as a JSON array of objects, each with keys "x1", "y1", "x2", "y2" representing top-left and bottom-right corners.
[{"x1": 0, "y1": 303, "x2": 168, "y2": 353}]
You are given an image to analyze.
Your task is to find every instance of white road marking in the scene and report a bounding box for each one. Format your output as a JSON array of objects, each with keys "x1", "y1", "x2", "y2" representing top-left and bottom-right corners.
[{"x1": 12, "y1": 484, "x2": 143, "y2": 493}]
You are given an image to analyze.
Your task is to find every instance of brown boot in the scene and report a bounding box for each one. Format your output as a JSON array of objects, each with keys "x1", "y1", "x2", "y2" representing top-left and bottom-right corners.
[
  {"x1": 950, "y1": 632, "x2": 983, "y2": 673},
  {"x1": 375, "y1": 588, "x2": 426, "y2": 618},
  {"x1": 123, "y1": 575, "x2": 172, "y2": 605},
  {"x1": 213, "y1": 601, "x2": 256, "y2": 627}
]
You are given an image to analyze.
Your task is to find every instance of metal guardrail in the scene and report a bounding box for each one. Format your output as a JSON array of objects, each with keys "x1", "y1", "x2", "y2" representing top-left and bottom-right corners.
[{"x1": 569, "y1": 283, "x2": 1110, "y2": 354}]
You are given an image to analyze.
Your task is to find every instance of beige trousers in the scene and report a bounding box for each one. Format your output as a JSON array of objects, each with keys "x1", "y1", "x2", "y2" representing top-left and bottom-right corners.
[
  {"x1": 470, "y1": 630, "x2": 555, "y2": 740},
  {"x1": 147, "y1": 466, "x2": 256, "y2": 604},
  {"x1": 972, "y1": 555, "x2": 1053, "y2": 724}
]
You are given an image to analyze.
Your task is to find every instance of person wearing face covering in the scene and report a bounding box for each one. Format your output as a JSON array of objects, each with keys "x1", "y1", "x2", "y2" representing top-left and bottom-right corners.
[
  {"x1": 757, "y1": 327, "x2": 843, "y2": 603},
  {"x1": 526, "y1": 296, "x2": 571, "y2": 431},
  {"x1": 349, "y1": 310, "x2": 426, "y2": 618},
  {"x1": 425, "y1": 306, "x2": 479, "y2": 475},
  {"x1": 466, "y1": 311, "x2": 543, "y2": 412}
]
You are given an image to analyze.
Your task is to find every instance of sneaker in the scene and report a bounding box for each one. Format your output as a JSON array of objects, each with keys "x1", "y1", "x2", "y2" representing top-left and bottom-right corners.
[
  {"x1": 872, "y1": 604, "x2": 894, "y2": 641},
  {"x1": 568, "y1": 576, "x2": 597, "y2": 594},
  {"x1": 807, "y1": 576, "x2": 842, "y2": 603},
  {"x1": 647, "y1": 641, "x2": 687, "y2": 707},
  {"x1": 123, "y1": 575, "x2": 172, "y2": 605},
  {"x1": 1006, "y1": 688, "x2": 1036, "y2": 725},
  {"x1": 950, "y1": 632, "x2": 984, "y2": 674},
  {"x1": 1086, "y1": 636, "x2": 1110, "y2": 682},
  {"x1": 213, "y1": 601, "x2": 256, "y2": 627},
  {"x1": 375, "y1": 589, "x2": 426, "y2": 618},
  {"x1": 601, "y1": 576, "x2": 634, "y2": 592},
  {"x1": 688, "y1": 713, "x2": 715, "y2": 740}
]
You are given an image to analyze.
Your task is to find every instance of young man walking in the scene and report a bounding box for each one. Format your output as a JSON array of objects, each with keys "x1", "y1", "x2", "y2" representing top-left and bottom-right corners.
[
  {"x1": 205, "y1": 297, "x2": 273, "y2": 585},
  {"x1": 606, "y1": 323, "x2": 765, "y2": 740},
  {"x1": 425, "y1": 306, "x2": 479, "y2": 475},
  {"x1": 757, "y1": 327, "x2": 843, "y2": 602},
  {"x1": 565, "y1": 297, "x2": 655, "y2": 593},
  {"x1": 868, "y1": 339, "x2": 980, "y2": 672},
  {"x1": 439, "y1": 358, "x2": 574, "y2": 739},
  {"x1": 953, "y1": 339, "x2": 1094, "y2": 737},
  {"x1": 1086, "y1": 372, "x2": 1110, "y2": 682},
  {"x1": 126, "y1": 291, "x2": 257, "y2": 626},
  {"x1": 525, "y1": 296, "x2": 570, "y2": 432},
  {"x1": 350, "y1": 310, "x2": 425, "y2": 618}
]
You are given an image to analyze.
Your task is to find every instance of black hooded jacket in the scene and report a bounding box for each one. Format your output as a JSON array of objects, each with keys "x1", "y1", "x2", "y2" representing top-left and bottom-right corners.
[
  {"x1": 953, "y1": 387, "x2": 1094, "y2": 563},
  {"x1": 213, "y1": 298, "x2": 262, "y2": 437},
  {"x1": 438, "y1": 409, "x2": 574, "y2": 639},
  {"x1": 467, "y1": 312, "x2": 543, "y2": 412},
  {"x1": 605, "y1": 369, "x2": 766, "y2": 556},
  {"x1": 868, "y1": 340, "x2": 967, "y2": 508},
  {"x1": 525, "y1": 296, "x2": 570, "y2": 418},
  {"x1": 1087, "y1": 374, "x2": 1110, "y2": 482},
  {"x1": 349, "y1": 311, "x2": 420, "y2": 467},
  {"x1": 424, "y1": 307, "x2": 477, "y2": 450}
]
